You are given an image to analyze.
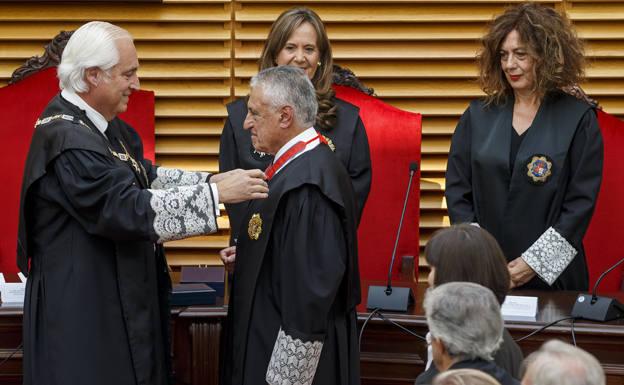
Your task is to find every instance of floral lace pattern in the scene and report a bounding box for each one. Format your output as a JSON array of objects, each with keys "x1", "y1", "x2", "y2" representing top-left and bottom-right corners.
[
  {"x1": 521, "y1": 227, "x2": 577, "y2": 285},
  {"x1": 151, "y1": 167, "x2": 210, "y2": 189},
  {"x1": 266, "y1": 328, "x2": 323, "y2": 385},
  {"x1": 149, "y1": 184, "x2": 217, "y2": 243}
]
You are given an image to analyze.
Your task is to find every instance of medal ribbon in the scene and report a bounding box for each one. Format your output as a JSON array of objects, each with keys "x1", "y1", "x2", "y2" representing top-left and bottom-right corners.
[{"x1": 264, "y1": 134, "x2": 327, "y2": 180}]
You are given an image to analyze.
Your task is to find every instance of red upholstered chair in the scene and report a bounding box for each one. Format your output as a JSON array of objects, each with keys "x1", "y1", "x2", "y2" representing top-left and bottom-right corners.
[
  {"x1": 584, "y1": 109, "x2": 624, "y2": 293},
  {"x1": 0, "y1": 37, "x2": 155, "y2": 274},
  {"x1": 333, "y1": 84, "x2": 422, "y2": 283}
]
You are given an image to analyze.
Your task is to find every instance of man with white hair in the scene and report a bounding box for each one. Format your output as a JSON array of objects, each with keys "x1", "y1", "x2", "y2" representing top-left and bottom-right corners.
[
  {"x1": 522, "y1": 340, "x2": 605, "y2": 385},
  {"x1": 423, "y1": 282, "x2": 519, "y2": 385},
  {"x1": 221, "y1": 65, "x2": 360, "y2": 385},
  {"x1": 18, "y1": 21, "x2": 268, "y2": 385}
]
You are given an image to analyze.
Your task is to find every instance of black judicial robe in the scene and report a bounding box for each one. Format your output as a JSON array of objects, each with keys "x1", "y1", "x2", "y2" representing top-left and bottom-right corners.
[
  {"x1": 18, "y1": 95, "x2": 217, "y2": 385},
  {"x1": 223, "y1": 144, "x2": 361, "y2": 385},
  {"x1": 219, "y1": 97, "x2": 371, "y2": 242},
  {"x1": 445, "y1": 91, "x2": 603, "y2": 290}
]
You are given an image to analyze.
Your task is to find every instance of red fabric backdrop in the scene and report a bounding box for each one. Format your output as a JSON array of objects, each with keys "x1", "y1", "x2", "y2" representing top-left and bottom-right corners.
[
  {"x1": 584, "y1": 109, "x2": 624, "y2": 293},
  {"x1": 333, "y1": 85, "x2": 422, "y2": 281},
  {"x1": 0, "y1": 67, "x2": 155, "y2": 274}
]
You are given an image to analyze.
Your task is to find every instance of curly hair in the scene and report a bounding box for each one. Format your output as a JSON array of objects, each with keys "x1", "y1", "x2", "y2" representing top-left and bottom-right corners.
[
  {"x1": 478, "y1": 3, "x2": 585, "y2": 105},
  {"x1": 258, "y1": 7, "x2": 337, "y2": 131}
]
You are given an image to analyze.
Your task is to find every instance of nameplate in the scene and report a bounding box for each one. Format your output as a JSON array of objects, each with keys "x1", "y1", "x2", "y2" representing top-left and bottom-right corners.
[
  {"x1": 0, "y1": 273, "x2": 26, "y2": 305},
  {"x1": 501, "y1": 295, "x2": 538, "y2": 322}
]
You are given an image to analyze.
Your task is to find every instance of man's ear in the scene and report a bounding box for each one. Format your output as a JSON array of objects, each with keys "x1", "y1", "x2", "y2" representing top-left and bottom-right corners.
[
  {"x1": 278, "y1": 105, "x2": 294, "y2": 129},
  {"x1": 85, "y1": 67, "x2": 101, "y2": 88}
]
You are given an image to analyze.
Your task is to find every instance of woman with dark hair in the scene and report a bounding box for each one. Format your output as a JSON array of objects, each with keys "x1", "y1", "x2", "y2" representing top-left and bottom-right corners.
[
  {"x1": 415, "y1": 224, "x2": 524, "y2": 384},
  {"x1": 445, "y1": 3, "x2": 603, "y2": 291},
  {"x1": 219, "y1": 7, "x2": 372, "y2": 243}
]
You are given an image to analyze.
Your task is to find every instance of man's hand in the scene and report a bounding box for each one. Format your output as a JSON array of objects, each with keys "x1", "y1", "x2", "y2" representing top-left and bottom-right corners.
[
  {"x1": 215, "y1": 169, "x2": 268, "y2": 204},
  {"x1": 220, "y1": 246, "x2": 236, "y2": 272},
  {"x1": 508, "y1": 257, "x2": 536, "y2": 288}
]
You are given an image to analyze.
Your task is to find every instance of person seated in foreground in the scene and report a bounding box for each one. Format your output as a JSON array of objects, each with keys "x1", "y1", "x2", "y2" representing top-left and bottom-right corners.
[
  {"x1": 423, "y1": 282, "x2": 519, "y2": 385},
  {"x1": 416, "y1": 224, "x2": 523, "y2": 385},
  {"x1": 521, "y1": 340, "x2": 605, "y2": 385},
  {"x1": 433, "y1": 369, "x2": 502, "y2": 385}
]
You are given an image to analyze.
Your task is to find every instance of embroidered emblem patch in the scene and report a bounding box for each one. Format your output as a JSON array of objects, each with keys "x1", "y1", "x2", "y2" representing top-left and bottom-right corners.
[
  {"x1": 321, "y1": 134, "x2": 336, "y2": 152},
  {"x1": 526, "y1": 154, "x2": 553, "y2": 184},
  {"x1": 248, "y1": 213, "x2": 262, "y2": 240}
]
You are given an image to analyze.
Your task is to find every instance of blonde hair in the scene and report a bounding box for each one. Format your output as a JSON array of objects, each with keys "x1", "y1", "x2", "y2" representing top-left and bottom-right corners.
[{"x1": 434, "y1": 369, "x2": 502, "y2": 385}]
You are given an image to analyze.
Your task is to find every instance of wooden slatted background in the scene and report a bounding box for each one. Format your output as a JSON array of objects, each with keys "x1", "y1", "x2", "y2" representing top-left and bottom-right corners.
[{"x1": 0, "y1": 0, "x2": 620, "y2": 280}]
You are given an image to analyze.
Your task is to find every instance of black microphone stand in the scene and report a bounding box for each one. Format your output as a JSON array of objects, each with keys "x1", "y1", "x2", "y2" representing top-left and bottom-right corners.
[
  {"x1": 571, "y1": 256, "x2": 624, "y2": 322},
  {"x1": 366, "y1": 162, "x2": 417, "y2": 312}
]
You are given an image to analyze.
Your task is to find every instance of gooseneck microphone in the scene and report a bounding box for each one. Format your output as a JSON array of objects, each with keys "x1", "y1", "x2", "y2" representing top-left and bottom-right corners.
[
  {"x1": 571, "y1": 255, "x2": 624, "y2": 322},
  {"x1": 367, "y1": 162, "x2": 417, "y2": 312}
]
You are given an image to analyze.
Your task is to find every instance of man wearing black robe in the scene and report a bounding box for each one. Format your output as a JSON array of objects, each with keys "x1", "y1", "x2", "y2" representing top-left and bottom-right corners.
[
  {"x1": 221, "y1": 66, "x2": 360, "y2": 385},
  {"x1": 17, "y1": 22, "x2": 268, "y2": 385}
]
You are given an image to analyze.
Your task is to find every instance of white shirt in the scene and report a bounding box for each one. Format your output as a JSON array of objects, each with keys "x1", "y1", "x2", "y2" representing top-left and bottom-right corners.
[
  {"x1": 61, "y1": 89, "x2": 109, "y2": 134},
  {"x1": 271, "y1": 127, "x2": 320, "y2": 177}
]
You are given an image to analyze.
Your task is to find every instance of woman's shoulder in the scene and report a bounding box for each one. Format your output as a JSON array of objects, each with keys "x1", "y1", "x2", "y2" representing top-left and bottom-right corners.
[
  {"x1": 333, "y1": 96, "x2": 361, "y2": 117},
  {"x1": 226, "y1": 97, "x2": 247, "y2": 115}
]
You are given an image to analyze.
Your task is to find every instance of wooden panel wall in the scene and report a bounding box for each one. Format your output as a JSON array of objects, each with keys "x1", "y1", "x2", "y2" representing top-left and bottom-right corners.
[{"x1": 1, "y1": 1, "x2": 621, "y2": 279}]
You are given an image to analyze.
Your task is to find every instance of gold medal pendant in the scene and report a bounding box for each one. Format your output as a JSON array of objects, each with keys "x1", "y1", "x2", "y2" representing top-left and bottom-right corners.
[{"x1": 248, "y1": 213, "x2": 262, "y2": 240}]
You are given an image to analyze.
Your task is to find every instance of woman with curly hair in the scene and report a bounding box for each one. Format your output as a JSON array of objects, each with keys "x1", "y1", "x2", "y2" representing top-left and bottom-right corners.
[
  {"x1": 445, "y1": 3, "x2": 603, "y2": 291},
  {"x1": 219, "y1": 7, "x2": 372, "y2": 243}
]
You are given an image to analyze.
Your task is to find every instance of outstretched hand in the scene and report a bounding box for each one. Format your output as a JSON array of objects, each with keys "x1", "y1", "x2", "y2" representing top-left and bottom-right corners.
[{"x1": 215, "y1": 169, "x2": 268, "y2": 204}]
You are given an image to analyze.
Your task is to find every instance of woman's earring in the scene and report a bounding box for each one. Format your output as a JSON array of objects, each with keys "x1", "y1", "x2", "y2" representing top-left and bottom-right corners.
[{"x1": 317, "y1": 61, "x2": 322, "y2": 67}]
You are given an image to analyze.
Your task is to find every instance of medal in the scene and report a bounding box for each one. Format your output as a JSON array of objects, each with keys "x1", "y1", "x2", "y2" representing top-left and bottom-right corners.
[
  {"x1": 321, "y1": 134, "x2": 336, "y2": 152},
  {"x1": 248, "y1": 213, "x2": 263, "y2": 240},
  {"x1": 526, "y1": 154, "x2": 553, "y2": 184}
]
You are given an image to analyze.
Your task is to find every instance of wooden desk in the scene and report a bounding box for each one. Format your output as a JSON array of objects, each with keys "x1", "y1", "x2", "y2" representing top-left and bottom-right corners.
[{"x1": 1, "y1": 283, "x2": 623, "y2": 385}]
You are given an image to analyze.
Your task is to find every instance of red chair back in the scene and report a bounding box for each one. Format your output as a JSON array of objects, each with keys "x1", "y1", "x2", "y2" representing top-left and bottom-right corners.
[
  {"x1": 0, "y1": 67, "x2": 155, "y2": 273},
  {"x1": 584, "y1": 109, "x2": 624, "y2": 292},
  {"x1": 334, "y1": 85, "x2": 422, "y2": 282}
]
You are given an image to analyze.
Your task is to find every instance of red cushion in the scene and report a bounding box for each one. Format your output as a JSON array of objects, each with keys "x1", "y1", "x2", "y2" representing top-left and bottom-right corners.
[
  {"x1": 333, "y1": 85, "x2": 422, "y2": 281},
  {"x1": 0, "y1": 67, "x2": 155, "y2": 273},
  {"x1": 584, "y1": 109, "x2": 624, "y2": 293}
]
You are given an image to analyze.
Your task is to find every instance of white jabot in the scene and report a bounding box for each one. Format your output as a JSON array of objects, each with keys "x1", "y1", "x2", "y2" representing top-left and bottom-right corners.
[
  {"x1": 271, "y1": 127, "x2": 320, "y2": 177},
  {"x1": 61, "y1": 89, "x2": 109, "y2": 135}
]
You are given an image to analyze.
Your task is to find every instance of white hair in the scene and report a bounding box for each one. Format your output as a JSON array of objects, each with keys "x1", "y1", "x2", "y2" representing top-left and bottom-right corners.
[
  {"x1": 523, "y1": 340, "x2": 605, "y2": 385},
  {"x1": 250, "y1": 66, "x2": 318, "y2": 128},
  {"x1": 58, "y1": 21, "x2": 132, "y2": 93},
  {"x1": 424, "y1": 282, "x2": 504, "y2": 361}
]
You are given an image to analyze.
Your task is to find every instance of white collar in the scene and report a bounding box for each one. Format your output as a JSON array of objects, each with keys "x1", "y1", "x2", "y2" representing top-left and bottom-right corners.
[
  {"x1": 274, "y1": 127, "x2": 318, "y2": 162},
  {"x1": 61, "y1": 89, "x2": 109, "y2": 135},
  {"x1": 271, "y1": 127, "x2": 320, "y2": 177}
]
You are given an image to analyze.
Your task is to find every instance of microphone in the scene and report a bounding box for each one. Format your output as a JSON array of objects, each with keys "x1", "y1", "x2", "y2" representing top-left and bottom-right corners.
[
  {"x1": 366, "y1": 162, "x2": 417, "y2": 312},
  {"x1": 571, "y1": 256, "x2": 624, "y2": 322}
]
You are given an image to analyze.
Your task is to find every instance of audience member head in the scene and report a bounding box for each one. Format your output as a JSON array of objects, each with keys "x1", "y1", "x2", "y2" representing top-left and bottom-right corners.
[
  {"x1": 424, "y1": 282, "x2": 504, "y2": 372},
  {"x1": 245, "y1": 66, "x2": 318, "y2": 154},
  {"x1": 58, "y1": 21, "x2": 139, "y2": 121},
  {"x1": 478, "y1": 3, "x2": 585, "y2": 105},
  {"x1": 258, "y1": 7, "x2": 336, "y2": 130},
  {"x1": 425, "y1": 224, "x2": 510, "y2": 305},
  {"x1": 522, "y1": 340, "x2": 605, "y2": 385},
  {"x1": 433, "y1": 368, "x2": 502, "y2": 385}
]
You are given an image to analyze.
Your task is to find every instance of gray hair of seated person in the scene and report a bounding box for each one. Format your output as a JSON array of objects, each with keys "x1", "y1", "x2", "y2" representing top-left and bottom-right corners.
[
  {"x1": 522, "y1": 339, "x2": 605, "y2": 385},
  {"x1": 58, "y1": 21, "x2": 132, "y2": 93},
  {"x1": 424, "y1": 282, "x2": 503, "y2": 361},
  {"x1": 250, "y1": 65, "x2": 318, "y2": 128},
  {"x1": 433, "y1": 369, "x2": 502, "y2": 385}
]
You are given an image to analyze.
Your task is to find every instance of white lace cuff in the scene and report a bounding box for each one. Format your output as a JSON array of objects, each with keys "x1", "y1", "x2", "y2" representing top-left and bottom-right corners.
[
  {"x1": 266, "y1": 328, "x2": 323, "y2": 385},
  {"x1": 151, "y1": 167, "x2": 210, "y2": 189},
  {"x1": 149, "y1": 183, "x2": 218, "y2": 243},
  {"x1": 521, "y1": 227, "x2": 577, "y2": 285}
]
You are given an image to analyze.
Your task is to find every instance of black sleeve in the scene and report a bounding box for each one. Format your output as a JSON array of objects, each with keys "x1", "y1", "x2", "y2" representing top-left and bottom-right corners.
[
  {"x1": 553, "y1": 109, "x2": 604, "y2": 246},
  {"x1": 349, "y1": 116, "x2": 372, "y2": 223},
  {"x1": 445, "y1": 108, "x2": 477, "y2": 224},
  {"x1": 265, "y1": 186, "x2": 347, "y2": 383},
  {"x1": 50, "y1": 149, "x2": 218, "y2": 243}
]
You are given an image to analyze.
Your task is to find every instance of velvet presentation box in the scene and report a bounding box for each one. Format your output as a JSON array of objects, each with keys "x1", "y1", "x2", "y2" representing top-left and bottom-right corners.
[
  {"x1": 180, "y1": 266, "x2": 225, "y2": 297},
  {"x1": 171, "y1": 283, "x2": 216, "y2": 306}
]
